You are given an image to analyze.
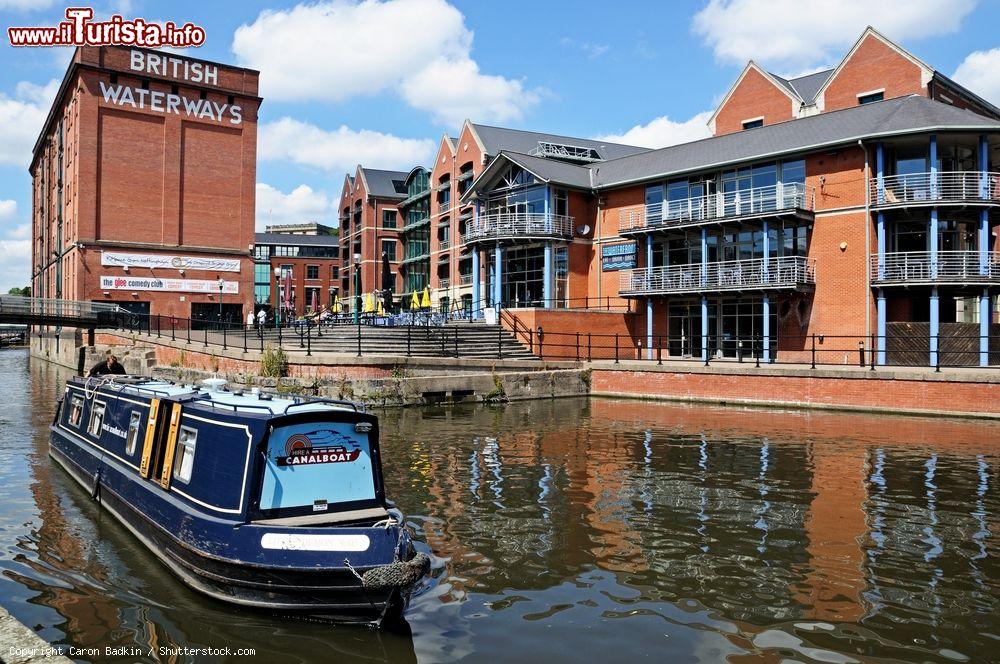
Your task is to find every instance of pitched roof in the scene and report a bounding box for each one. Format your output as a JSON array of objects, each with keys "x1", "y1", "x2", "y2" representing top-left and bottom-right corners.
[
  {"x1": 499, "y1": 151, "x2": 594, "y2": 189},
  {"x1": 591, "y1": 95, "x2": 1000, "y2": 188},
  {"x1": 787, "y1": 69, "x2": 834, "y2": 103},
  {"x1": 358, "y1": 167, "x2": 409, "y2": 199},
  {"x1": 469, "y1": 122, "x2": 648, "y2": 161},
  {"x1": 255, "y1": 232, "x2": 339, "y2": 247}
]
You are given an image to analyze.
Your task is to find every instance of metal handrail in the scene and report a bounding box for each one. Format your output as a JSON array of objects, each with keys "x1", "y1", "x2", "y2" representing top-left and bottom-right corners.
[
  {"x1": 464, "y1": 212, "x2": 574, "y2": 242},
  {"x1": 619, "y1": 256, "x2": 816, "y2": 295},
  {"x1": 619, "y1": 182, "x2": 815, "y2": 233},
  {"x1": 870, "y1": 250, "x2": 1000, "y2": 283},
  {"x1": 870, "y1": 171, "x2": 1000, "y2": 207},
  {"x1": 0, "y1": 295, "x2": 125, "y2": 318}
]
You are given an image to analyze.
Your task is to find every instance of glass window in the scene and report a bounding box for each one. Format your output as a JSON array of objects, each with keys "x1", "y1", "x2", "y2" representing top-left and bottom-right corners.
[
  {"x1": 88, "y1": 401, "x2": 106, "y2": 437},
  {"x1": 306, "y1": 265, "x2": 319, "y2": 280},
  {"x1": 645, "y1": 183, "x2": 664, "y2": 206},
  {"x1": 554, "y1": 189, "x2": 568, "y2": 217},
  {"x1": 126, "y1": 411, "x2": 142, "y2": 455},
  {"x1": 781, "y1": 160, "x2": 806, "y2": 185},
  {"x1": 382, "y1": 239, "x2": 397, "y2": 262},
  {"x1": 331, "y1": 265, "x2": 340, "y2": 280},
  {"x1": 742, "y1": 118, "x2": 763, "y2": 130},
  {"x1": 858, "y1": 91, "x2": 884, "y2": 105},
  {"x1": 172, "y1": 427, "x2": 197, "y2": 483},
  {"x1": 382, "y1": 210, "x2": 397, "y2": 228},
  {"x1": 68, "y1": 395, "x2": 83, "y2": 427}
]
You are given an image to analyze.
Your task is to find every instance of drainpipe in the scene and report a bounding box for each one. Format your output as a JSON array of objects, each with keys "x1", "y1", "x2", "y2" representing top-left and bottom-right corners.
[
  {"x1": 979, "y1": 134, "x2": 990, "y2": 366},
  {"x1": 646, "y1": 234, "x2": 653, "y2": 359},
  {"x1": 875, "y1": 142, "x2": 887, "y2": 365},
  {"x1": 861, "y1": 139, "x2": 871, "y2": 345}
]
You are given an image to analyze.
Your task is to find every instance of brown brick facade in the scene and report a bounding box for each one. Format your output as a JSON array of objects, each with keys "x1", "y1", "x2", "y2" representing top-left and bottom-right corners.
[{"x1": 31, "y1": 45, "x2": 260, "y2": 322}]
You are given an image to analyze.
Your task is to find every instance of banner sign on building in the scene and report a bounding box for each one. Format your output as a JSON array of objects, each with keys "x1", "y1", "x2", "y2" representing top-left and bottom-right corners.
[
  {"x1": 100, "y1": 275, "x2": 239, "y2": 294},
  {"x1": 101, "y1": 251, "x2": 241, "y2": 272},
  {"x1": 602, "y1": 242, "x2": 637, "y2": 271}
]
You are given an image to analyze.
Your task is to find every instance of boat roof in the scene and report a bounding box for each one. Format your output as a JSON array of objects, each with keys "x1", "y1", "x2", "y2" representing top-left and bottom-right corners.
[{"x1": 68, "y1": 376, "x2": 363, "y2": 418}]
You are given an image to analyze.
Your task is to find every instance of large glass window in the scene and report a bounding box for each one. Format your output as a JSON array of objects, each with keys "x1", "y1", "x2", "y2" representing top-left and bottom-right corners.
[
  {"x1": 306, "y1": 265, "x2": 319, "y2": 280},
  {"x1": 382, "y1": 209, "x2": 397, "y2": 228}
]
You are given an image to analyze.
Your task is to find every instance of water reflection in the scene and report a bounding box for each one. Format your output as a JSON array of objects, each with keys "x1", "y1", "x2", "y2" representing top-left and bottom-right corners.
[{"x1": 1, "y1": 348, "x2": 997, "y2": 663}]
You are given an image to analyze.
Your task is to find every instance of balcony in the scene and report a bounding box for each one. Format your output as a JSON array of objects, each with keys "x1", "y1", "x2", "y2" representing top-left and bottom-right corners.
[
  {"x1": 438, "y1": 278, "x2": 450, "y2": 289},
  {"x1": 619, "y1": 256, "x2": 815, "y2": 296},
  {"x1": 870, "y1": 171, "x2": 1000, "y2": 209},
  {"x1": 870, "y1": 251, "x2": 1000, "y2": 286},
  {"x1": 464, "y1": 212, "x2": 574, "y2": 243},
  {"x1": 439, "y1": 238, "x2": 451, "y2": 250},
  {"x1": 459, "y1": 274, "x2": 472, "y2": 286},
  {"x1": 619, "y1": 183, "x2": 814, "y2": 236}
]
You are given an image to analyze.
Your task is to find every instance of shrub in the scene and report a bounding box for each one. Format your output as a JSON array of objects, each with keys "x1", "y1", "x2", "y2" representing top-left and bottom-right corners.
[{"x1": 260, "y1": 344, "x2": 288, "y2": 378}]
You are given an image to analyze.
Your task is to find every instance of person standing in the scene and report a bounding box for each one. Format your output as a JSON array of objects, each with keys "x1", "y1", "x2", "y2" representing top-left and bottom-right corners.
[{"x1": 246, "y1": 310, "x2": 255, "y2": 330}]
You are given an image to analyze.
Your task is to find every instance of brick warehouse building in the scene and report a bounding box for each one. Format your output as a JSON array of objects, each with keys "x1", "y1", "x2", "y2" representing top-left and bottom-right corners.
[
  {"x1": 30, "y1": 46, "x2": 260, "y2": 326},
  {"x1": 343, "y1": 27, "x2": 1000, "y2": 367}
]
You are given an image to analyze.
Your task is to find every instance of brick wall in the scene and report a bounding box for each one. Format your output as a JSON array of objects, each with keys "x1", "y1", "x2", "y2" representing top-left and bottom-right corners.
[
  {"x1": 714, "y1": 67, "x2": 795, "y2": 135},
  {"x1": 820, "y1": 34, "x2": 926, "y2": 112},
  {"x1": 591, "y1": 369, "x2": 1000, "y2": 416}
]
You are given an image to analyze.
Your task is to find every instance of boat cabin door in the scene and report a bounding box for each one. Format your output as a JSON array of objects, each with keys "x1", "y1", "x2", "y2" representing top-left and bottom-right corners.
[{"x1": 139, "y1": 398, "x2": 182, "y2": 488}]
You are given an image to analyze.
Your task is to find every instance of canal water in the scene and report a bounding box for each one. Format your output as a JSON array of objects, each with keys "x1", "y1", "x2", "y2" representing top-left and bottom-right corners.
[{"x1": 1, "y1": 348, "x2": 998, "y2": 663}]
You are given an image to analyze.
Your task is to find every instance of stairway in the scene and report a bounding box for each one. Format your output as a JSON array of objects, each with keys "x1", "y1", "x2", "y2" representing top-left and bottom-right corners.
[{"x1": 253, "y1": 321, "x2": 538, "y2": 360}]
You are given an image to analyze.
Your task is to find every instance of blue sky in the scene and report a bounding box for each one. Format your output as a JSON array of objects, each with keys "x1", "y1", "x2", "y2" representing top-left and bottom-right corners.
[{"x1": 1, "y1": 0, "x2": 999, "y2": 291}]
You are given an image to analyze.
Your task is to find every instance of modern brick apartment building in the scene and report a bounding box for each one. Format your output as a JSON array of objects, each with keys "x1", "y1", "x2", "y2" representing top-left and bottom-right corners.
[
  {"x1": 30, "y1": 46, "x2": 260, "y2": 326},
  {"x1": 253, "y1": 224, "x2": 340, "y2": 320},
  {"x1": 345, "y1": 27, "x2": 1000, "y2": 367},
  {"x1": 337, "y1": 166, "x2": 408, "y2": 308}
]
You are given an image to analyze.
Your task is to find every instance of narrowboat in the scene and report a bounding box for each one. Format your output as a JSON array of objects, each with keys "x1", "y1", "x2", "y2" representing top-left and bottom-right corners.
[{"x1": 49, "y1": 374, "x2": 429, "y2": 626}]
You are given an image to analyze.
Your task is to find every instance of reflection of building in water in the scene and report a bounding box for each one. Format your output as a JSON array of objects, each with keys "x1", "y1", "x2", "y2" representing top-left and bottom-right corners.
[
  {"x1": 795, "y1": 441, "x2": 867, "y2": 622},
  {"x1": 382, "y1": 397, "x2": 999, "y2": 638}
]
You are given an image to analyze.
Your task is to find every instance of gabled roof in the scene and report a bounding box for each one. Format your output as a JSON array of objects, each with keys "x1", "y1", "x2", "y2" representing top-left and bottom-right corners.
[
  {"x1": 707, "y1": 61, "x2": 802, "y2": 131},
  {"x1": 812, "y1": 26, "x2": 934, "y2": 108},
  {"x1": 591, "y1": 95, "x2": 1000, "y2": 188},
  {"x1": 468, "y1": 122, "x2": 648, "y2": 161},
  {"x1": 357, "y1": 167, "x2": 408, "y2": 199},
  {"x1": 461, "y1": 150, "x2": 593, "y2": 203}
]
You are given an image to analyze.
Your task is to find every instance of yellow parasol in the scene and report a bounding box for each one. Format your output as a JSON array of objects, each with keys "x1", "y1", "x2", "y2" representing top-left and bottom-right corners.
[
  {"x1": 363, "y1": 292, "x2": 375, "y2": 313},
  {"x1": 410, "y1": 291, "x2": 420, "y2": 309},
  {"x1": 376, "y1": 297, "x2": 385, "y2": 315},
  {"x1": 331, "y1": 298, "x2": 341, "y2": 313},
  {"x1": 420, "y1": 287, "x2": 431, "y2": 309}
]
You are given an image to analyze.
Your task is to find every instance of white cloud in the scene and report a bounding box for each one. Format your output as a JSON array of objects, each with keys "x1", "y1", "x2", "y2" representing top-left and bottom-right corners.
[
  {"x1": 232, "y1": 0, "x2": 540, "y2": 125},
  {"x1": 255, "y1": 183, "x2": 336, "y2": 230},
  {"x1": 692, "y1": 0, "x2": 977, "y2": 69},
  {"x1": 953, "y1": 48, "x2": 1000, "y2": 106},
  {"x1": 0, "y1": 78, "x2": 59, "y2": 168},
  {"x1": 596, "y1": 112, "x2": 713, "y2": 149},
  {"x1": 398, "y1": 57, "x2": 540, "y2": 126},
  {"x1": 0, "y1": 0, "x2": 57, "y2": 9},
  {"x1": 0, "y1": 199, "x2": 17, "y2": 225},
  {"x1": 260, "y1": 117, "x2": 435, "y2": 173}
]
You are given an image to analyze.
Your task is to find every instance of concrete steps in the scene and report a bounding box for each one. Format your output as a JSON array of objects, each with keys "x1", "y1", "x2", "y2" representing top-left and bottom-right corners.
[{"x1": 247, "y1": 322, "x2": 537, "y2": 359}]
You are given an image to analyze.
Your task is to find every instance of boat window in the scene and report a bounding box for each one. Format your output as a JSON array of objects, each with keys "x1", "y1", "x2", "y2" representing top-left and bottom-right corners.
[
  {"x1": 68, "y1": 396, "x2": 84, "y2": 427},
  {"x1": 125, "y1": 411, "x2": 142, "y2": 455},
  {"x1": 87, "y1": 401, "x2": 106, "y2": 437},
  {"x1": 172, "y1": 426, "x2": 197, "y2": 484}
]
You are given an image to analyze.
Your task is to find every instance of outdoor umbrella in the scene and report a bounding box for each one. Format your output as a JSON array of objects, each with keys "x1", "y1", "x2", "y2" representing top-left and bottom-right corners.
[
  {"x1": 410, "y1": 291, "x2": 420, "y2": 309},
  {"x1": 310, "y1": 289, "x2": 318, "y2": 313},
  {"x1": 380, "y1": 250, "x2": 394, "y2": 314},
  {"x1": 420, "y1": 287, "x2": 431, "y2": 309}
]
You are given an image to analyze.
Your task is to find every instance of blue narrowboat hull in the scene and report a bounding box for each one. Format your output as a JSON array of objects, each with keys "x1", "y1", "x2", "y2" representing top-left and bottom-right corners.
[{"x1": 49, "y1": 378, "x2": 428, "y2": 625}]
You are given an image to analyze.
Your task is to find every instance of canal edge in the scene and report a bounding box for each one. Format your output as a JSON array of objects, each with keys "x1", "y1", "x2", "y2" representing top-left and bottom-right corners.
[{"x1": 0, "y1": 605, "x2": 72, "y2": 664}]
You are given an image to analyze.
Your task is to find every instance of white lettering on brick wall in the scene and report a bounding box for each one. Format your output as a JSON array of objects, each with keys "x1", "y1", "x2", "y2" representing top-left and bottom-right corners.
[{"x1": 100, "y1": 81, "x2": 242, "y2": 125}]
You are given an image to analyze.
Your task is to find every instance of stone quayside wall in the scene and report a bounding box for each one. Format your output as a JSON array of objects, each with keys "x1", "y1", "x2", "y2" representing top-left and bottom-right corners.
[{"x1": 28, "y1": 329, "x2": 1000, "y2": 418}]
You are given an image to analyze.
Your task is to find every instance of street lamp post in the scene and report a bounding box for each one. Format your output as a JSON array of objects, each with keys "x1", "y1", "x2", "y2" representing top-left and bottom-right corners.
[
  {"x1": 273, "y1": 267, "x2": 282, "y2": 328},
  {"x1": 353, "y1": 253, "x2": 362, "y2": 324},
  {"x1": 217, "y1": 277, "x2": 224, "y2": 328}
]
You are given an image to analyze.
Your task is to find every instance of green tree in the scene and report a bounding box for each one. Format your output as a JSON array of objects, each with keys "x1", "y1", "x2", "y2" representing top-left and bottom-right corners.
[{"x1": 7, "y1": 286, "x2": 30, "y2": 297}]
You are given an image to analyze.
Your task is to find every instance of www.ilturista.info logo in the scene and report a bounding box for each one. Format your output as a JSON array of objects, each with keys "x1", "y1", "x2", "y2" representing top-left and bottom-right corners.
[
  {"x1": 8, "y1": 7, "x2": 205, "y2": 48},
  {"x1": 276, "y1": 431, "x2": 362, "y2": 467}
]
